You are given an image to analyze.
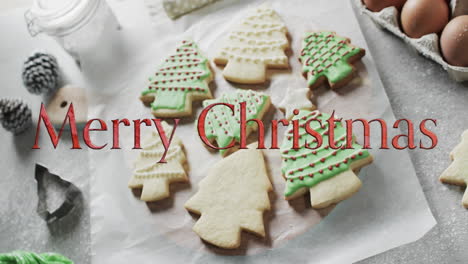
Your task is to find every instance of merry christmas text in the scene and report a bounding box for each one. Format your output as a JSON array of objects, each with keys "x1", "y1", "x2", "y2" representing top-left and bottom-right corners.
[{"x1": 32, "y1": 103, "x2": 438, "y2": 163}]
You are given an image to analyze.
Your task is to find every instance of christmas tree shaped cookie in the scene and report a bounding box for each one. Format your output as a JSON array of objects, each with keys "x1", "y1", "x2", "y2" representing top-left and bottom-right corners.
[
  {"x1": 281, "y1": 110, "x2": 373, "y2": 209},
  {"x1": 141, "y1": 40, "x2": 213, "y2": 117},
  {"x1": 299, "y1": 31, "x2": 365, "y2": 90},
  {"x1": 184, "y1": 146, "x2": 272, "y2": 249},
  {"x1": 200, "y1": 89, "x2": 270, "y2": 156},
  {"x1": 278, "y1": 86, "x2": 315, "y2": 120},
  {"x1": 129, "y1": 122, "x2": 188, "y2": 202},
  {"x1": 440, "y1": 130, "x2": 468, "y2": 208},
  {"x1": 214, "y1": 4, "x2": 289, "y2": 84}
]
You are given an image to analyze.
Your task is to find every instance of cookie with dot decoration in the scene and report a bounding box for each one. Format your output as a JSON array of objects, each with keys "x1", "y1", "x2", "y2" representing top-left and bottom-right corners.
[
  {"x1": 280, "y1": 110, "x2": 373, "y2": 209},
  {"x1": 299, "y1": 31, "x2": 365, "y2": 90},
  {"x1": 440, "y1": 130, "x2": 468, "y2": 208},
  {"x1": 140, "y1": 40, "x2": 213, "y2": 117},
  {"x1": 200, "y1": 90, "x2": 270, "y2": 156},
  {"x1": 129, "y1": 121, "x2": 188, "y2": 202},
  {"x1": 213, "y1": 4, "x2": 289, "y2": 84},
  {"x1": 162, "y1": 0, "x2": 219, "y2": 19}
]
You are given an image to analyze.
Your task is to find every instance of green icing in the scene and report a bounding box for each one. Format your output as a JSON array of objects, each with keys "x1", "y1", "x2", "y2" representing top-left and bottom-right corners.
[
  {"x1": 300, "y1": 31, "x2": 362, "y2": 86},
  {"x1": 202, "y1": 90, "x2": 269, "y2": 155},
  {"x1": 280, "y1": 110, "x2": 370, "y2": 197},
  {"x1": 142, "y1": 40, "x2": 212, "y2": 112},
  {"x1": 0, "y1": 251, "x2": 73, "y2": 264}
]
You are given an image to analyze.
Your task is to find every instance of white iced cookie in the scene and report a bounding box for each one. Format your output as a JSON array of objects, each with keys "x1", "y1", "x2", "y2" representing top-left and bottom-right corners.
[
  {"x1": 162, "y1": 0, "x2": 218, "y2": 19},
  {"x1": 278, "y1": 86, "x2": 315, "y2": 120},
  {"x1": 129, "y1": 122, "x2": 188, "y2": 202},
  {"x1": 213, "y1": 4, "x2": 289, "y2": 84},
  {"x1": 440, "y1": 130, "x2": 468, "y2": 208},
  {"x1": 184, "y1": 146, "x2": 272, "y2": 249}
]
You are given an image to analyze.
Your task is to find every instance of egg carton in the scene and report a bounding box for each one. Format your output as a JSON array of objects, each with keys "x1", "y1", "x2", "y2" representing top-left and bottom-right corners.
[{"x1": 354, "y1": 0, "x2": 468, "y2": 82}]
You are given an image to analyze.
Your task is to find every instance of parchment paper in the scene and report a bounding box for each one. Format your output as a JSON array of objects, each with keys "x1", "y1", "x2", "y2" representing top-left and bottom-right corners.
[{"x1": 88, "y1": 0, "x2": 436, "y2": 263}]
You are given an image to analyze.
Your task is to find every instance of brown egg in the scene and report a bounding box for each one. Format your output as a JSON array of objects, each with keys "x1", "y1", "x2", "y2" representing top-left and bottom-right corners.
[
  {"x1": 441, "y1": 15, "x2": 468, "y2": 67},
  {"x1": 363, "y1": 0, "x2": 407, "y2": 12},
  {"x1": 453, "y1": 0, "x2": 468, "y2": 18},
  {"x1": 401, "y1": 0, "x2": 449, "y2": 38}
]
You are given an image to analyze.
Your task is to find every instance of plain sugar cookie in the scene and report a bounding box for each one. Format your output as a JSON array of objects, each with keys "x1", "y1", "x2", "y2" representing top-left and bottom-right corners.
[
  {"x1": 184, "y1": 146, "x2": 272, "y2": 249},
  {"x1": 440, "y1": 130, "x2": 468, "y2": 208}
]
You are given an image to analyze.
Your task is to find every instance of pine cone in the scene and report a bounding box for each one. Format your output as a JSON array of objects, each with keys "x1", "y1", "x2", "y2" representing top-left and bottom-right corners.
[
  {"x1": 0, "y1": 98, "x2": 32, "y2": 134},
  {"x1": 22, "y1": 51, "x2": 60, "y2": 95}
]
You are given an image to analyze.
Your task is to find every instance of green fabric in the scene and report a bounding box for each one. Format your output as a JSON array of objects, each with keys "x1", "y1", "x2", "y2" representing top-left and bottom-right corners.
[{"x1": 0, "y1": 251, "x2": 73, "y2": 264}]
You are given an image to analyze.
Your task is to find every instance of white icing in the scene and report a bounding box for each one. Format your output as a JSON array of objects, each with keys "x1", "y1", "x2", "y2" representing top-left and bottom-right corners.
[
  {"x1": 132, "y1": 123, "x2": 186, "y2": 180},
  {"x1": 228, "y1": 34, "x2": 287, "y2": 46},
  {"x1": 163, "y1": 0, "x2": 218, "y2": 19},
  {"x1": 216, "y1": 5, "x2": 289, "y2": 64},
  {"x1": 220, "y1": 50, "x2": 287, "y2": 64}
]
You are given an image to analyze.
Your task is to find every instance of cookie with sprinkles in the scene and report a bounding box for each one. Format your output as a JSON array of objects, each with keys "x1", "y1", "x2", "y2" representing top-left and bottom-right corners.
[
  {"x1": 299, "y1": 31, "x2": 365, "y2": 90},
  {"x1": 140, "y1": 40, "x2": 213, "y2": 117},
  {"x1": 200, "y1": 90, "x2": 271, "y2": 156},
  {"x1": 129, "y1": 121, "x2": 188, "y2": 202},
  {"x1": 280, "y1": 110, "x2": 373, "y2": 209}
]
